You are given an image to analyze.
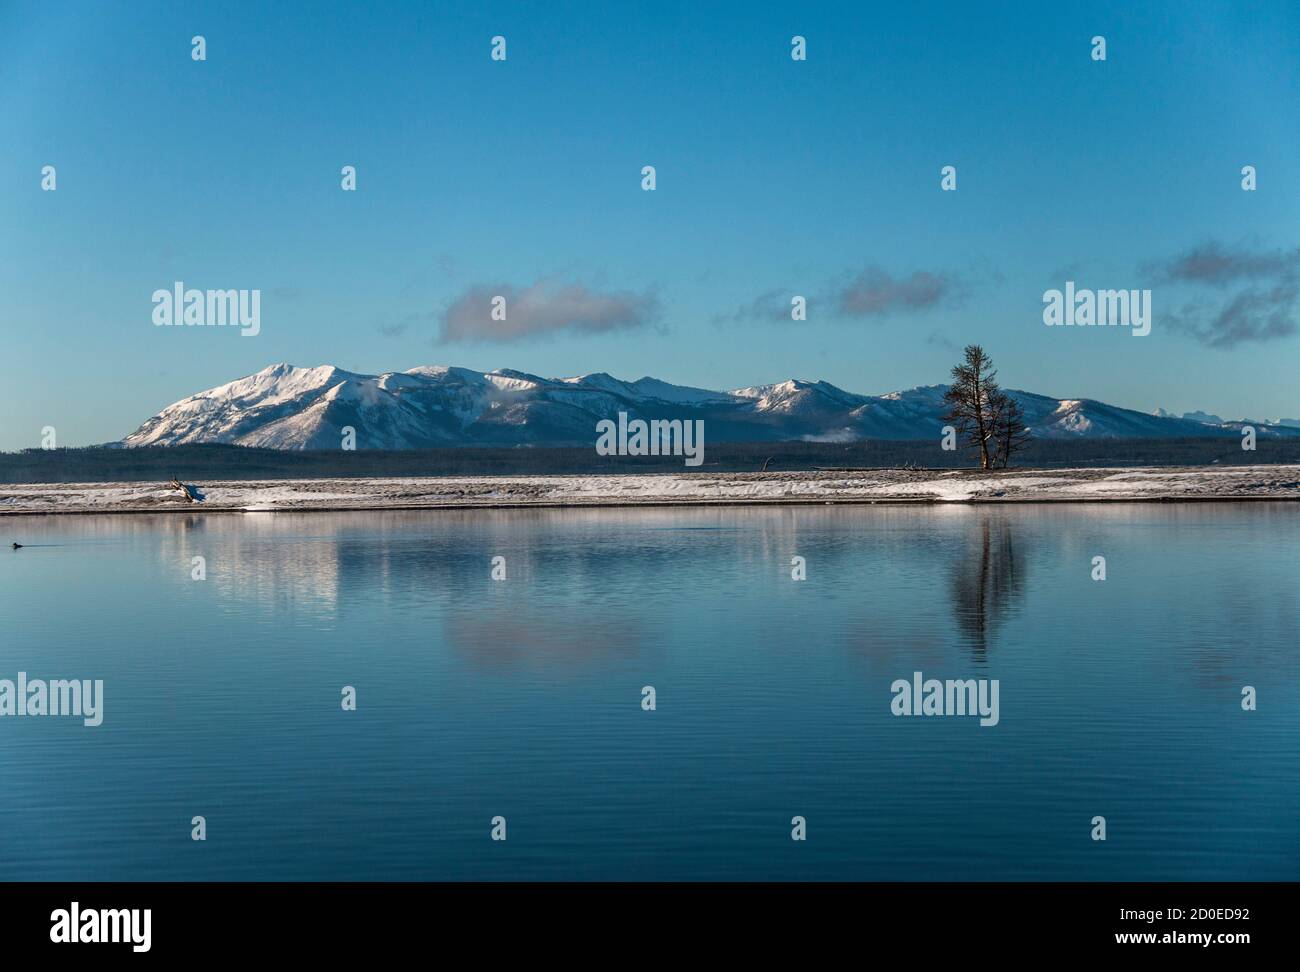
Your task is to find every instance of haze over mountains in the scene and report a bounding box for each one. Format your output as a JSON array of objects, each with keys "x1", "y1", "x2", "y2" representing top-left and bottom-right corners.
[{"x1": 121, "y1": 363, "x2": 1300, "y2": 450}]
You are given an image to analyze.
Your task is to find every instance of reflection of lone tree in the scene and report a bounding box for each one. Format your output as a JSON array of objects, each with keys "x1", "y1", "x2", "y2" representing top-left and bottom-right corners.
[
  {"x1": 942, "y1": 345, "x2": 1031, "y2": 468},
  {"x1": 949, "y1": 515, "x2": 1026, "y2": 658}
]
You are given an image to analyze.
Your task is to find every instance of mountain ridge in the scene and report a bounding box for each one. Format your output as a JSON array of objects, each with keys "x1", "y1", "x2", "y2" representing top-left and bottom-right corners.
[{"x1": 121, "y1": 362, "x2": 1300, "y2": 450}]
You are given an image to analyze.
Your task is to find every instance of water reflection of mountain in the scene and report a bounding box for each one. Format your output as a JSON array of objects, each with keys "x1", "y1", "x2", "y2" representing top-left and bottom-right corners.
[
  {"x1": 151, "y1": 509, "x2": 707, "y2": 629},
  {"x1": 948, "y1": 514, "x2": 1027, "y2": 659},
  {"x1": 145, "y1": 506, "x2": 1031, "y2": 661}
]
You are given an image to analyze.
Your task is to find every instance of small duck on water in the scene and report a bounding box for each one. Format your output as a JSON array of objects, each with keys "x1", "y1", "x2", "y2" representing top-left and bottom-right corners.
[{"x1": 11, "y1": 542, "x2": 22, "y2": 549}]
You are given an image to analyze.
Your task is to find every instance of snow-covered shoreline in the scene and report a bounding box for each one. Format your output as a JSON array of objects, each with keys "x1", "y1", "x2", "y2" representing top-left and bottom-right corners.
[{"x1": 2, "y1": 466, "x2": 1298, "y2": 514}]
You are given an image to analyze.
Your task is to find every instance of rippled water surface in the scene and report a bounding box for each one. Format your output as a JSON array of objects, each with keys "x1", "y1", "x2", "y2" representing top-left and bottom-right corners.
[{"x1": 1, "y1": 504, "x2": 1296, "y2": 880}]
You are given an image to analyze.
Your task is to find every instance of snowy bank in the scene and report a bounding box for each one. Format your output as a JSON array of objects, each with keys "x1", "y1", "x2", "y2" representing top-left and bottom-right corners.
[{"x1": 1, "y1": 466, "x2": 1298, "y2": 515}]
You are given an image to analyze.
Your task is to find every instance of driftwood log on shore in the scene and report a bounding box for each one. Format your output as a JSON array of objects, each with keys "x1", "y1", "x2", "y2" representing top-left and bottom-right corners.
[{"x1": 168, "y1": 478, "x2": 205, "y2": 504}]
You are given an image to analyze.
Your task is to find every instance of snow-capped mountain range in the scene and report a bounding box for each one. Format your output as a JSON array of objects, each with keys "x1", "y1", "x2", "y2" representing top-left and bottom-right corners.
[{"x1": 121, "y1": 363, "x2": 1300, "y2": 450}]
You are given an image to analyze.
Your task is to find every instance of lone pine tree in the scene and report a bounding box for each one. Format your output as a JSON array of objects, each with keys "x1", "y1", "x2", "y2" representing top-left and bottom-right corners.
[{"x1": 943, "y1": 345, "x2": 1027, "y2": 470}]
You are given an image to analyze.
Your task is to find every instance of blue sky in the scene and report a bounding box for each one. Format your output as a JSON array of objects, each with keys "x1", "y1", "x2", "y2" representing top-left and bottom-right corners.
[{"x1": 2, "y1": 0, "x2": 1299, "y2": 449}]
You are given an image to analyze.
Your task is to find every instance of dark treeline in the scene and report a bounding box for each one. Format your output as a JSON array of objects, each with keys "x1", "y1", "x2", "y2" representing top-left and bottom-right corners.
[{"x1": 3, "y1": 438, "x2": 1297, "y2": 484}]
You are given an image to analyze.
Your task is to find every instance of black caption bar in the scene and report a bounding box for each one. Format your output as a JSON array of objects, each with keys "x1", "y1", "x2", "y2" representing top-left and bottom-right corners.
[{"x1": 0, "y1": 882, "x2": 1280, "y2": 958}]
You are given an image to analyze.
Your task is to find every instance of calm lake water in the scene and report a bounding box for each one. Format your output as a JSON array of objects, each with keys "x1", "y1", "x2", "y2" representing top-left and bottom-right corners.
[{"x1": 1, "y1": 504, "x2": 1296, "y2": 881}]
